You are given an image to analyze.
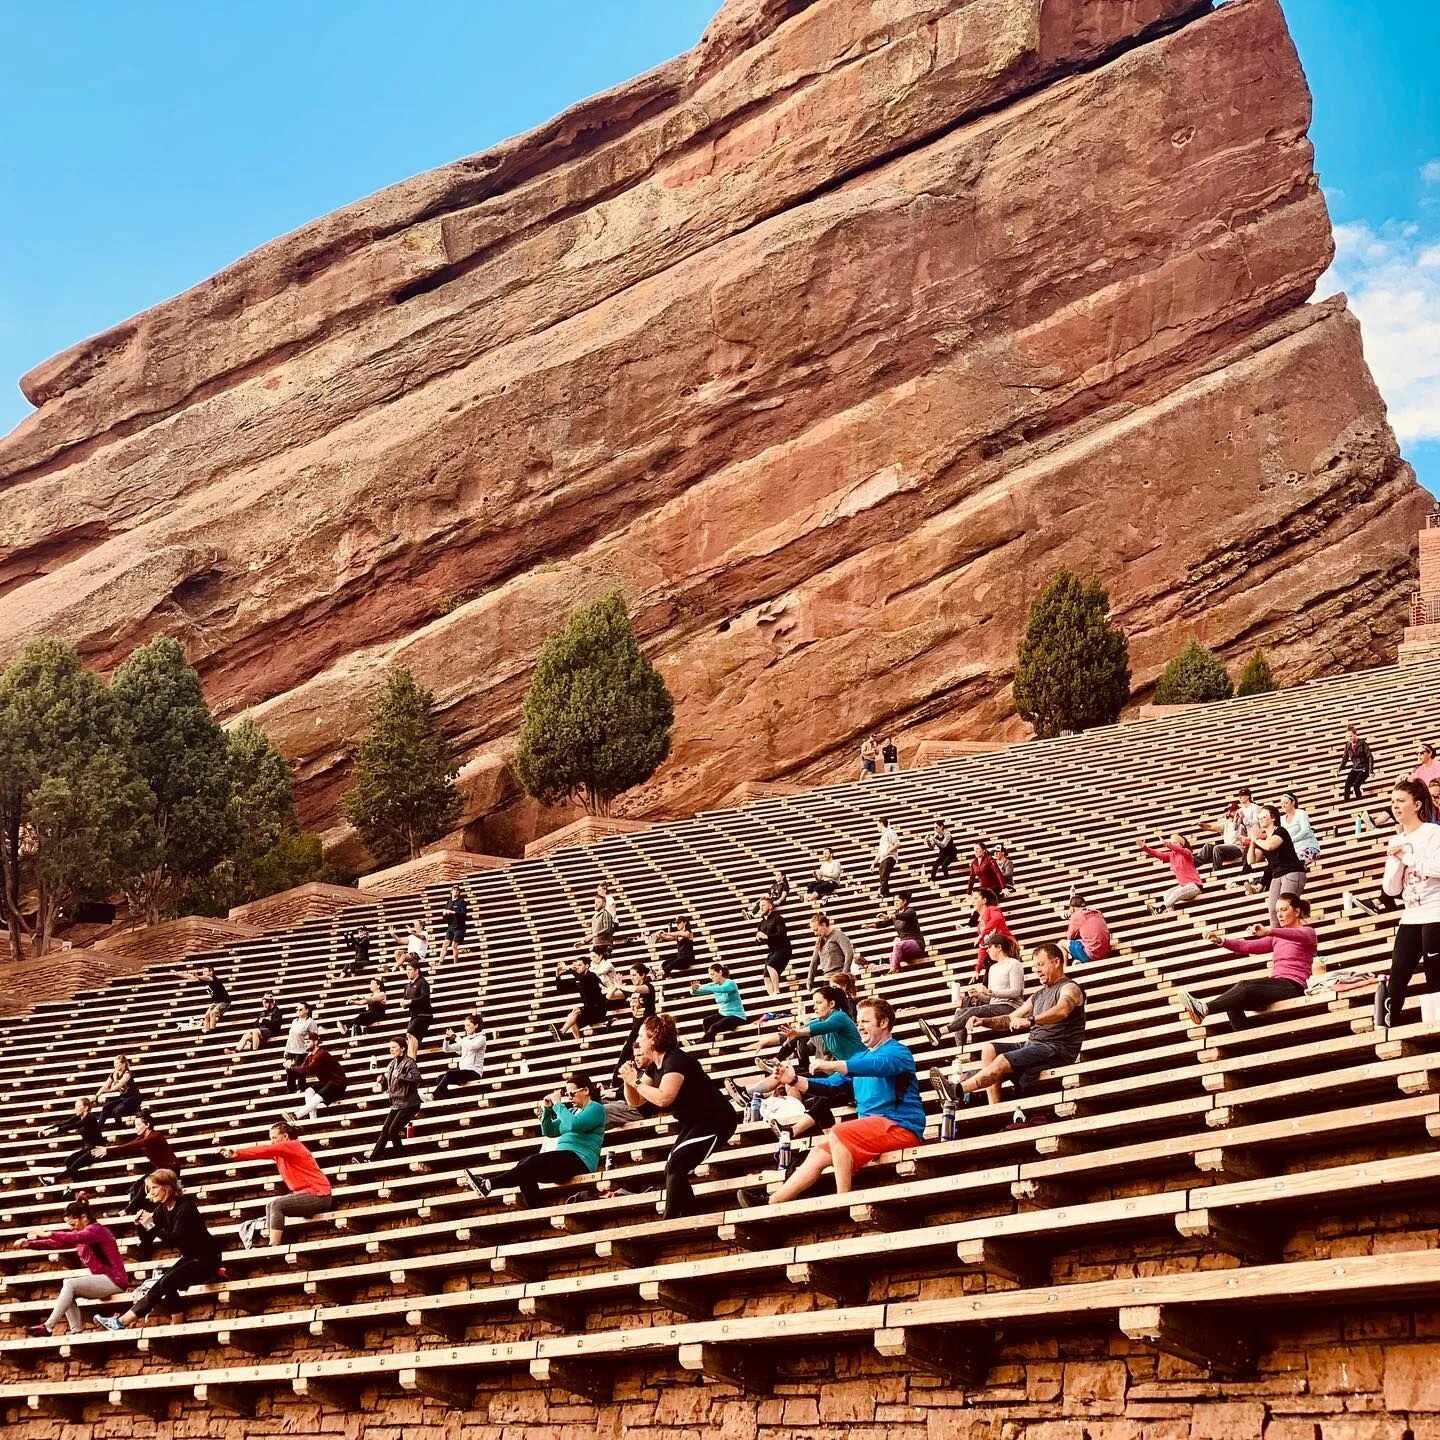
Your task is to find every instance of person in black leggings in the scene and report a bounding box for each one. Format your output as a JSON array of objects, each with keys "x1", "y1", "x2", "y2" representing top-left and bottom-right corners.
[
  {"x1": 469, "y1": 1075, "x2": 605, "y2": 1207},
  {"x1": 1381, "y1": 779, "x2": 1440, "y2": 1027},
  {"x1": 609, "y1": 967, "x2": 656, "y2": 1088},
  {"x1": 369, "y1": 1036, "x2": 423, "y2": 1161},
  {"x1": 37, "y1": 1098, "x2": 105, "y2": 1189},
  {"x1": 94, "y1": 1170, "x2": 222, "y2": 1329},
  {"x1": 620, "y1": 1014, "x2": 737, "y2": 1219}
]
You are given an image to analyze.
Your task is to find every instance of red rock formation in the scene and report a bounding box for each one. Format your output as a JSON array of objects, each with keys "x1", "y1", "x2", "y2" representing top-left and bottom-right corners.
[{"x1": 0, "y1": 0, "x2": 1425, "y2": 851}]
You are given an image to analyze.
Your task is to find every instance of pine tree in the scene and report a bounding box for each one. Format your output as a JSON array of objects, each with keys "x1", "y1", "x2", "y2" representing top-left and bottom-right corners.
[
  {"x1": 515, "y1": 591, "x2": 675, "y2": 814},
  {"x1": 1012, "y1": 572, "x2": 1131, "y2": 739},
  {"x1": 1154, "y1": 640, "x2": 1235, "y2": 705},
  {"x1": 342, "y1": 669, "x2": 462, "y2": 866},
  {"x1": 111, "y1": 635, "x2": 238, "y2": 924},
  {"x1": 1236, "y1": 649, "x2": 1276, "y2": 697},
  {"x1": 0, "y1": 641, "x2": 152, "y2": 957}
]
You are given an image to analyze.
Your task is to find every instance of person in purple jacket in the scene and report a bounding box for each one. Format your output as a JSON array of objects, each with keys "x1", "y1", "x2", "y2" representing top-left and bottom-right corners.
[
  {"x1": 17, "y1": 1199, "x2": 130, "y2": 1336},
  {"x1": 1180, "y1": 894, "x2": 1317, "y2": 1031}
]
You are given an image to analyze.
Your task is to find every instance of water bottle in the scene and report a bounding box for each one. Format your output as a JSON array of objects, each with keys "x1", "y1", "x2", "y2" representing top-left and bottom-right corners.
[
  {"x1": 749, "y1": 1093, "x2": 763, "y2": 1124},
  {"x1": 603, "y1": 1151, "x2": 614, "y2": 1174},
  {"x1": 775, "y1": 1126, "x2": 792, "y2": 1176},
  {"x1": 941, "y1": 1104, "x2": 957, "y2": 1143}
]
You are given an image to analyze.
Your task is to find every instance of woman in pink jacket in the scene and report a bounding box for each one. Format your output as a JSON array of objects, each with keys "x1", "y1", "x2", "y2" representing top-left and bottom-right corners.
[
  {"x1": 17, "y1": 1199, "x2": 130, "y2": 1336},
  {"x1": 1180, "y1": 894, "x2": 1317, "y2": 1032}
]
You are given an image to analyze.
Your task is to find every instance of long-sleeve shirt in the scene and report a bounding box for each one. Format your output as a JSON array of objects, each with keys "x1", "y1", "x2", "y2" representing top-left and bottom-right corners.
[
  {"x1": 809, "y1": 1036, "x2": 925, "y2": 1138},
  {"x1": 447, "y1": 1030, "x2": 488, "y2": 1076},
  {"x1": 384, "y1": 1057, "x2": 423, "y2": 1109},
  {"x1": 1284, "y1": 809, "x2": 1321, "y2": 857},
  {"x1": 1066, "y1": 909, "x2": 1112, "y2": 961},
  {"x1": 540, "y1": 1099, "x2": 606, "y2": 1173},
  {"x1": 107, "y1": 1130, "x2": 182, "y2": 1173},
  {"x1": 967, "y1": 855, "x2": 1005, "y2": 895},
  {"x1": 232, "y1": 1139, "x2": 331, "y2": 1197},
  {"x1": 879, "y1": 908, "x2": 926, "y2": 953},
  {"x1": 1143, "y1": 843, "x2": 1202, "y2": 890},
  {"x1": 1221, "y1": 926, "x2": 1318, "y2": 987},
  {"x1": 1339, "y1": 738, "x2": 1373, "y2": 774},
  {"x1": 1383, "y1": 823, "x2": 1440, "y2": 925},
  {"x1": 982, "y1": 956, "x2": 1026, "y2": 1003},
  {"x1": 974, "y1": 903, "x2": 1013, "y2": 967},
  {"x1": 46, "y1": 1112, "x2": 104, "y2": 1150},
  {"x1": 137, "y1": 1195, "x2": 222, "y2": 1266},
  {"x1": 22, "y1": 1223, "x2": 129, "y2": 1288},
  {"x1": 291, "y1": 1047, "x2": 347, "y2": 1096},
  {"x1": 697, "y1": 979, "x2": 746, "y2": 1020}
]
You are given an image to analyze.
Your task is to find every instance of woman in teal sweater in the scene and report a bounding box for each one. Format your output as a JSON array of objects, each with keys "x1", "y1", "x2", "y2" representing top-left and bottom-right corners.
[
  {"x1": 691, "y1": 963, "x2": 748, "y2": 1044},
  {"x1": 470, "y1": 1074, "x2": 605, "y2": 1208}
]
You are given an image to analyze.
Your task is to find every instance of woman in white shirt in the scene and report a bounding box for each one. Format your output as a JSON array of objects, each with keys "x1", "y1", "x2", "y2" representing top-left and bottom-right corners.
[
  {"x1": 1380, "y1": 779, "x2": 1440, "y2": 1027},
  {"x1": 281, "y1": 1003, "x2": 320, "y2": 1091},
  {"x1": 803, "y1": 850, "x2": 845, "y2": 901},
  {"x1": 1278, "y1": 791, "x2": 1321, "y2": 866},
  {"x1": 432, "y1": 1014, "x2": 489, "y2": 1100}
]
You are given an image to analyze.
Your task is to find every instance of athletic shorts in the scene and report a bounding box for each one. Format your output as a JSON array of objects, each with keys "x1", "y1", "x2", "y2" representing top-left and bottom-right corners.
[
  {"x1": 407, "y1": 1019, "x2": 432, "y2": 1042},
  {"x1": 445, "y1": 925, "x2": 466, "y2": 943},
  {"x1": 209, "y1": 1001, "x2": 231, "y2": 1017},
  {"x1": 766, "y1": 951, "x2": 791, "y2": 976},
  {"x1": 996, "y1": 1039, "x2": 1066, "y2": 1091},
  {"x1": 826, "y1": 1116, "x2": 921, "y2": 1170}
]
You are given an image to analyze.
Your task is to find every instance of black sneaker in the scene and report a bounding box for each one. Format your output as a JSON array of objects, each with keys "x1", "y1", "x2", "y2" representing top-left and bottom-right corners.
[
  {"x1": 928, "y1": 1068, "x2": 958, "y2": 1108},
  {"x1": 1179, "y1": 991, "x2": 1207, "y2": 1026},
  {"x1": 918, "y1": 1018, "x2": 940, "y2": 1049},
  {"x1": 735, "y1": 1186, "x2": 767, "y2": 1209},
  {"x1": 726, "y1": 1078, "x2": 752, "y2": 1109},
  {"x1": 462, "y1": 1169, "x2": 491, "y2": 1198}
]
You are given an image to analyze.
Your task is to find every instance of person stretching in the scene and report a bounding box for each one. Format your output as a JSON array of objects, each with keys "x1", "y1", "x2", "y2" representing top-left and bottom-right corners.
[
  {"x1": 874, "y1": 891, "x2": 926, "y2": 972},
  {"x1": 742, "y1": 997, "x2": 924, "y2": 1206},
  {"x1": 619, "y1": 1014, "x2": 737, "y2": 1219},
  {"x1": 92, "y1": 1111, "x2": 183, "y2": 1219},
  {"x1": 872, "y1": 820, "x2": 901, "y2": 899},
  {"x1": 282, "y1": 1031, "x2": 349, "y2": 1123},
  {"x1": 966, "y1": 842, "x2": 1006, "y2": 897},
  {"x1": 919, "y1": 933, "x2": 1025, "y2": 1050},
  {"x1": 654, "y1": 917, "x2": 697, "y2": 979},
  {"x1": 369, "y1": 1036, "x2": 424, "y2": 1161},
  {"x1": 177, "y1": 966, "x2": 231, "y2": 1032},
  {"x1": 1065, "y1": 895, "x2": 1111, "y2": 964},
  {"x1": 942, "y1": 943, "x2": 1086, "y2": 1116},
  {"x1": 552, "y1": 954, "x2": 610, "y2": 1043},
  {"x1": 1245, "y1": 805, "x2": 1307, "y2": 925},
  {"x1": 754, "y1": 894, "x2": 792, "y2": 998},
  {"x1": 223, "y1": 1120, "x2": 333, "y2": 1250},
  {"x1": 341, "y1": 978, "x2": 388, "y2": 1037},
  {"x1": 281, "y1": 1003, "x2": 321, "y2": 1091},
  {"x1": 927, "y1": 822, "x2": 959, "y2": 881},
  {"x1": 1141, "y1": 835, "x2": 1204, "y2": 913},
  {"x1": 233, "y1": 993, "x2": 282, "y2": 1054},
  {"x1": 468, "y1": 1074, "x2": 605, "y2": 1207},
  {"x1": 1181, "y1": 895, "x2": 1317, "y2": 1032},
  {"x1": 1379, "y1": 779, "x2": 1440, "y2": 1027},
  {"x1": 432, "y1": 1014, "x2": 489, "y2": 1099},
  {"x1": 94, "y1": 1170, "x2": 222, "y2": 1330},
  {"x1": 94, "y1": 1055, "x2": 142, "y2": 1128},
  {"x1": 400, "y1": 959, "x2": 432, "y2": 1059},
  {"x1": 36, "y1": 1098, "x2": 105, "y2": 1190},
  {"x1": 691, "y1": 963, "x2": 748, "y2": 1044},
  {"x1": 18, "y1": 1199, "x2": 130, "y2": 1336}
]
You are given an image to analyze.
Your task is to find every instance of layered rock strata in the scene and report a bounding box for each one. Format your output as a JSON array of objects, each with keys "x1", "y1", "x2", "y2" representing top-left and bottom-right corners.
[{"x1": 0, "y1": 0, "x2": 1425, "y2": 846}]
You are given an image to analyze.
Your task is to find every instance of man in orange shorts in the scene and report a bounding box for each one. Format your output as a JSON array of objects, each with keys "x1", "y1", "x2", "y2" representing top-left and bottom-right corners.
[{"x1": 740, "y1": 996, "x2": 925, "y2": 1205}]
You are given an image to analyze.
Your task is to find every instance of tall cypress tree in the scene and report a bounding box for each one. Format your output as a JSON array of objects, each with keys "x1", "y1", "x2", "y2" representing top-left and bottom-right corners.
[
  {"x1": 515, "y1": 591, "x2": 674, "y2": 815},
  {"x1": 342, "y1": 669, "x2": 462, "y2": 865},
  {"x1": 1012, "y1": 571, "x2": 1131, "y2": 739}
]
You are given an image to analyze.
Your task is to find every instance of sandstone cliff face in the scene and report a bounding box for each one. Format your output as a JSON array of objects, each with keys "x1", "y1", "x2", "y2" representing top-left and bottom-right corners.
[{"x1": 0, "y1": 0, "x2": 1425, "y2": 850}]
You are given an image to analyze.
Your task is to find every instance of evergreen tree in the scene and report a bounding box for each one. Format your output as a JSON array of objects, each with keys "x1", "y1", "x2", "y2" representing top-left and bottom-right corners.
[
  {"x1": 1236, "y1": 649, "x2": 1276, "y2": 697},
  {"x1": 0, "y1": 641, "x2": 151, "y2": 957},
  {"x1": 1154, "y1": 640, "x2": 1235, "y2": 704},
  {"x1": 111, "y1": 636, "x2": 238, "y2": 924},
  {"x1": 516, "y1": 591, "x2": 675, "y2": 814},
  {"x1": 342, "y1": 669, "x2": 462, "y2": 865},
  {"x1": 1012, "y1": 571, "x2": 1131, "y2": 740}
]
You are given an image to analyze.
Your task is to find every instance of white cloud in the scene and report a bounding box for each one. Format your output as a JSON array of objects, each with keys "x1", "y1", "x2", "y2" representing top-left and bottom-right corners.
[
  {"x1": 1318, "y1": 217, "x2": 1440, "y2": 445},
  {"x1": 1424, "y1": 159, "x2": 1440, "y2": 185}
]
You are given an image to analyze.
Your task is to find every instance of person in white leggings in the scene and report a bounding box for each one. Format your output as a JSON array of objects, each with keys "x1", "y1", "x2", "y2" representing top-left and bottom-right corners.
[{"x1": 18, "y1": 1199, "x2": 130, "y2": 1336}]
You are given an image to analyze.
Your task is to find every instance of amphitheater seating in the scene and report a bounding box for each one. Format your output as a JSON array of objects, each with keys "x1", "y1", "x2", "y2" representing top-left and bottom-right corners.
[{"x1": 0, "y1": 656, "x2": 1438, "y2": 1421}]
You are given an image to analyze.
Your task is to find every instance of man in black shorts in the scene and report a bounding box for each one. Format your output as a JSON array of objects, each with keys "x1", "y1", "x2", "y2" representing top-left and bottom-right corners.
[
  {"x1": 755, "y1": 895, "x2": 791, "y2": 1001},
  {"x1": 178, "y1": 966, "x2": 231, "y2": 1033},
  {"x1": 438, "y1": 887, "x2": 469, "y2": 968},
  {"x1": 553, "y1": 954, "x2": 610, "y2": 1043},
  {"x1": 401, "y1": 958, "x2": 432, "y2": 1059},
  {"x1": 945, "y1": 943, "x2": 1085, "y2": 1120}
]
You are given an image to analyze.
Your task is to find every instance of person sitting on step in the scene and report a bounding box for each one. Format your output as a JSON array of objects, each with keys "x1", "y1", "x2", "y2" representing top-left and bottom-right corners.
[
  {"x1": 918, "y1": 933, "x2": 1025, "y2": 1051},
  {"x1": 1181, "y1": 894, "x2": 1317, "y2": 1032},
  {"x1": 1065, "y1": 894, "x2": 1111, "y2": 964},
  {"x1": 1141, "y1": 834, "x2": 1203, "y2": 913},
  {"x1": 467, "y1": 1074, "x2": 606, "y2": 1208},
  {"x1": 874, "y1": 890, "x2": 927, "y2": 972}
]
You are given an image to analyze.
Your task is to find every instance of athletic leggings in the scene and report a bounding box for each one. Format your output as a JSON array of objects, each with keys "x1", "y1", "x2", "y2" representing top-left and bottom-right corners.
[
  {"x1": 1208, "y1": 977, "x2": 1305, "y2": 1032},
  {"x1": 99, "y1": 1092, "x2": 141, "y2": 1127},
  {"x1": 610, "y1": 1015, "x2": 649, "y2": 1083},
  {"x1": 433, "y1": 1068, "x2": 482, "y2": 1100},
  {"x1": 664, "y1": 1117, "x2": 737, "y2": 1219},
  {"x1": 130, "y1": 1256, "x2": 221, "y2": 1319},
  {"x1": 369, "y1": 1103, "x2": 421, "y2": 1160},
  {"x1": 1343, "y1": 769, "x2": 1367, "y2": 801},
  {"x1": 1386, "y1": 923, "x2": 1440, "y2": 1027},
  {"x1": 700, "y1": 1014, "x2": 746, "y2": 1044},
  {"x1": 501, "y1": 1149, "x2": 590, "y2": 1208}
]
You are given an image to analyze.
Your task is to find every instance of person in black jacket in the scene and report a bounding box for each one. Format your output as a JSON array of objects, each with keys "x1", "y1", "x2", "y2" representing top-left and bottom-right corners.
[
  {"x1": 438, "y1": 886, "x2": 469, "y2": 968},
  {"x1": 552, "y1": 955, "x2": 609, "y2": 1043},
  {"x1": 340, "y1": 925, "x2": 373, "y2": 977},
  {"x1": 36, "y1": 1098, "x2": 105, "y2": 1190},
  {"x1": 400, "y1": 959, "x2": 432, "y2": 1058},
  {"x1": 93, "y1": 1170, "x2": 223, "y2": 1329},
  {"x1": 1338, "y1": 723, "x2": 1374, "y2": 802},
  {"x1": 370, "y1": 1036, "x2": 424, "y2": 1160},
  {"x1": 926, "y1": 821, "x2": 959, "y2": 881}
]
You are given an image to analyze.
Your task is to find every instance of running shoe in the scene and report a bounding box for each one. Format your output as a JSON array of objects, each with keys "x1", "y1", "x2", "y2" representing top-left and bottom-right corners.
[
  {"x1": 93, "y1": 1315, "x2": 125, "y2": 1332},
  {"x1": 1179, "y1": 991, "x2": 1208, "y2": 1027},
  {"x1": 462, "y1": 1169, "x2": 492, "y2": 1198},
  {"x1": 917, "y1": 1018, "x2": 940, "y2": 1048}
]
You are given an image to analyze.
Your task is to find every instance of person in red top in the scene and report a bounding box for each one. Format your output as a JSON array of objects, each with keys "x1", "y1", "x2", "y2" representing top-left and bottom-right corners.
[
  {"x1": 971, "y1": 888, "x2": 1013, "y2": 974},
  {"x1": 1065, "y1": 895, "x2": 1111, "y2": 964},
  {"x1": 18, "y1": 1198, "x2": 131, "y2": 1335},
  {"x1": 1140, "y1": 834, "x2": 1204, "y2": 913},
  {"x1": 966, "y1": 843, "x2": 1006, "y2": 898},
  {"x1": 221, "y1": 1120, "x2": 333, "y2": 1250},
  {"x1": 91, "y1": 1111, "x2": 182, "y2": 1219}
]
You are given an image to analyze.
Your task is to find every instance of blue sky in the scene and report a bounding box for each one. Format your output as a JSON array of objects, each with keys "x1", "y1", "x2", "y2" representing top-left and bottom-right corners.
[{"x1": 0, "y1": 0, "x2": 1434, "y2": 497}]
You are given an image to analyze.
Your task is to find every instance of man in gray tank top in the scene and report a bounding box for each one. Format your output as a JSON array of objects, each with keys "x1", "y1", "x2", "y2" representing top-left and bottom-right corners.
[{"x1": 950, "y1": 942, "x2": 1086, "y2": 1111}]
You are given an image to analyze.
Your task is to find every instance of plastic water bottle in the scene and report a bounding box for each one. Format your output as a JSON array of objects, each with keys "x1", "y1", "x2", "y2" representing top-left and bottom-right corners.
[
  {"x1": 775, "y1": 1127, "x2": 792, "y2": 1176},
  {"x1": 941, "y1": 1104, "x2": 957, "y2": 1143},
  {"x1": 749, "y1": 1093, "x2": 763, "y2": 1124},
  {"x1": 603, "y1": 1151, "x2": 614, "y2": 1173}
]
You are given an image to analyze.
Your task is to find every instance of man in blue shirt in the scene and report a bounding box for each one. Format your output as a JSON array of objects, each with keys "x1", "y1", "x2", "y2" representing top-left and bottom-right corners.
[{"x1": 741, "y1": 996, "x2": 924, "y2": 1206}]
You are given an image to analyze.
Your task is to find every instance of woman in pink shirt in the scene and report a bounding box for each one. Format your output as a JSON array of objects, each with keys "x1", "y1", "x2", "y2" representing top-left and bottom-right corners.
[
  {"x1": 1179, "y1": 894, "x2": 1317, "y2": 1031},
  {"x1": 1140, "y1": 834, "x2": 1204, "y2": 913},
  {"x1": 1410, "y1": 742, "x2": 1440, "y2": 788},
  {"x1": 18, "y1": 1199, "x2": 130, "y2": 1336}
]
